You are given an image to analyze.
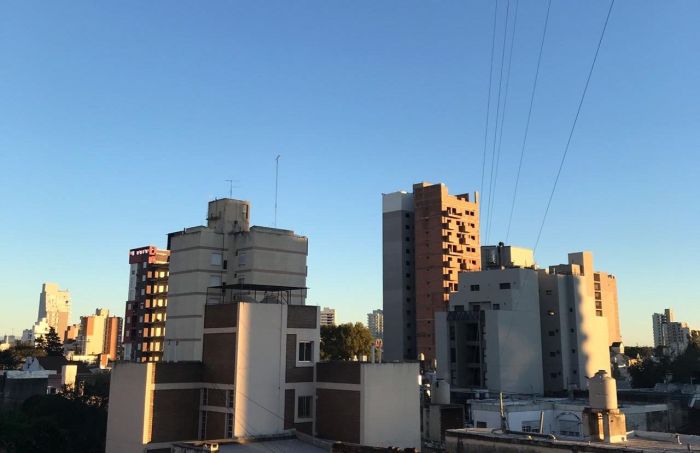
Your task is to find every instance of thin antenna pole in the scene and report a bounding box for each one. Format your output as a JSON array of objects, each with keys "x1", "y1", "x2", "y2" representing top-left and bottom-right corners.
[
  {"x1": 225, "y1": 179, "x2": 233, "y2": 198},
  {"x1": 274, "y1": 155, "x2": 280, "y2": 227}
]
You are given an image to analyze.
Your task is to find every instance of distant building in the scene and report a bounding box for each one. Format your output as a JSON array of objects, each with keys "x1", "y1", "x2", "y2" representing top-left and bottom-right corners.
[
  {"x1": 123, "y1": 246, "x2": 170, "y2": 362},
  {"x1": 652, "y1": 308, "x2": 691, "y2": 356},
  {"x1": 37, "y1": 283, "x2": 71, "y2": 340},
  {"x1": 163, "y1": 198, "x2": 308, "y2": 362},
  {"x1": 367, "y1": 309, "x2": 384, "y2": 339},
  {"x1": 64, "y1": 323, "x2": 81, "y2": 341},
  {"x1": 78, "y1": 309, "x2": 122, "y2": 362},
  {"x1": 436, "y1": 245, "x2": 617, "y2": 395},
  {"x1": 319, "y1": 307, "x2": 336, "y2": 326},
  {"x1": 21, "y1": 317, "x2": 51, "y2": 345},
  {"x1": 383, "y1": 182, "x2": 480, "y2": 362}
]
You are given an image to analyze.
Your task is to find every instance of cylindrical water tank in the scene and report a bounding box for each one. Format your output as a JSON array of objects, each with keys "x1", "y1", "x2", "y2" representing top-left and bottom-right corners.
[
  {"x1": 433, "y1": 379, "x2": 451, "y2": 405},
  {"x1": 588, "y1": 369, "x2": 617, "y2": 410}
]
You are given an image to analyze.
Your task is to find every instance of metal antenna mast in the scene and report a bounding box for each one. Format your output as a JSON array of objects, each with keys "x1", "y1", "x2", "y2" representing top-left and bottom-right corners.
[
  {"x1": 225, "y1": 179, "x2": 234, "y2": 198},
  {"x1": 274, "y1": 155, "x2": 281, "y2": 227}
]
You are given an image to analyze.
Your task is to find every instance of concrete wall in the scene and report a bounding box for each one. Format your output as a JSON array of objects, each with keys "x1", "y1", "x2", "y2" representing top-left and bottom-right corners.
[
  {"x1": 382, "y1": 191, "x2": 415, "y2": 362},
  {"x1": 234, "y1": 302, "x2": 286, "y2": 437},
  {"x1": 448, "y1": 267, "x2": 543, "y2": 395},
  {"x1": 361, "y1": 363, "x2": 421, "y2": 449},
  {"x1": 105, "y1": 362, "x2": 153, "y2": 453},
  {"x1": 165, "y1": 227, "x2": 223, "y2": 362}
]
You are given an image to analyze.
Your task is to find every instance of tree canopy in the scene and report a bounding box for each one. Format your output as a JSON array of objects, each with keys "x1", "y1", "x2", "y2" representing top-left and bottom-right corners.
[
  {"x1": 320, "y1": 322, "x2": 373, "y2": 361},
  {"x1": 43, "y1": 327, "x2": 64, "y2": 357},
  {"x1": 629, "y1": 338, "x2": 700, "y2": 388}
]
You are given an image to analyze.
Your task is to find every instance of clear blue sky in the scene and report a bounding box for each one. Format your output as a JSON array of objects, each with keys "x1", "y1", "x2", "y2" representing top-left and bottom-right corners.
[{"x1": 1, "y1": 1, "x2": 698, "y2": 345}]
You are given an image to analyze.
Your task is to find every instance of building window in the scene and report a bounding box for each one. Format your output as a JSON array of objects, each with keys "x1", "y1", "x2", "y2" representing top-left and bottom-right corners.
[
  {"x1": 226, "y1": 412, "x2": 233, "y2": 438},
  {"x1": 454, "y1": 305, "x2": 464, "y2": 312},
  {"x1": 209, "y1": 275, "x2": 222, "y2": 288},
  {"x1": 470, "y1": 285, "x2": 480, "y2": 291},
  {"x1": 201, "y1": 388, "x2": 208, "y2": 406},
  {"x1": 476, "y1": 422, "x2": 487, "y2": 428},
  {"x1": 493, "y1": 303, "x2": 500, "y2": 310},
  {"x1": 550, "y1": 351, "x2": 556, "y2": 357},
  {"x1": 499, "y1": 283, "x2": 511, "y2": 290},
  {"x1": 548, "y1": 331, "x2": 556, "y2": 337},
  {"x1": 226, "y1": 390, "x2": 234, "y2": 408},
  {"x1": 298, "y1": 342, "x2": 313, "y2": 362},
  {"x1": 298, "y1": 395, "x2": 313, "y2": 419},
  {"x1": 545, "y1": 290, "x2": 553, "y2": 295},
  {"x1": 211, "y1": 252, "x2": 223, "y2": 266}
]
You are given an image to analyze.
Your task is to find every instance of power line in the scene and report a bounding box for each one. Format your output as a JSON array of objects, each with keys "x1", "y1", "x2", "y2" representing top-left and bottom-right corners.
[
  {"x1": 480, "y1": 0, "x2": 500, "y2": 209},
  {"x1": 505, "y1": 0, "x2": 552, "y2": 244},
  {"x1": 485, "y1": 0, "x2": 511, "y2": 244},
  {"x1": 486, "y1": 0, "x2": 520, "y2": 243},
  {"x1": 533, "y1": 0, "x2": 616, "y2": 254}
]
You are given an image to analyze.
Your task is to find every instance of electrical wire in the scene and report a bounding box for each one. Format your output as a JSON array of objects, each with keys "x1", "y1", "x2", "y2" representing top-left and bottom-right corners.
[
  {"x1": 485, "y1": 0, "x2": 511, "y2": 244},
  {"x1": 533, "y1": 0, "x2": 616, "y2": 254},
  {"x1": 486, "y1": 0, "x2": 520, "y2": 243},
  {"x1": 480, "y1": 0, "x2": 500, "y2": 210},
  {"x1": 505, "y1": 0, "x2": 552, "y2": 243}
]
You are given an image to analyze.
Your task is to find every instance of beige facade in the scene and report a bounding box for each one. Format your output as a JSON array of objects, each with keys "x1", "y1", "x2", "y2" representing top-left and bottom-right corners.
[
  {"x1": 320, "y1": 307, "x2": 336, "y2": 326},
  {"x1": 436, "y1": 246, "x2": 617, "y2": 395},
  {"x1": 37, "y1": 282, "x2": 71, "y2": 340},
  {"x1": 163, "y1": 198, "x2": 308, "y2": 362},
  {"x1": 78, "y1": 308, "x2": 122, "y2": 361}
]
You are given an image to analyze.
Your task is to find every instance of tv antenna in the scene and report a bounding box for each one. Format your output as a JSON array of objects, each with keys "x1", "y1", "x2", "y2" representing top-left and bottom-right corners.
[
  {"x1": 274, "y1": 155, "x2": 280, "y2": 227},
  {"x1": 224, "y1": 179, "x2": 239, "y2": 198}
]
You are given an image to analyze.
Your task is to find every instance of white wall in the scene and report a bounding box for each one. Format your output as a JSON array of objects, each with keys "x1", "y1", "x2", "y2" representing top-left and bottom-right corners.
[
  {"x1": 234, "y1": 303, "x2": 286, "y2": 437},
  {"x1": 361, "y1": 363, "x2": 420, "y2": 449},
  {"x1": 105, "y1": 362, "x2": 153, "y2": 453}
]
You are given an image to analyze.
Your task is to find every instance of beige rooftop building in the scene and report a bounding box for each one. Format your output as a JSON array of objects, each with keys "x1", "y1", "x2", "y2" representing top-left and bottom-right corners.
[{"x1": 163, "y1": 199, "x2": 308, "y2": 362}]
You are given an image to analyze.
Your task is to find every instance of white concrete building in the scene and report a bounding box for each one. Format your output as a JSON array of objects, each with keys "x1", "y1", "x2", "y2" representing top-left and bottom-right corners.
[
  {"x1": 539, "y1": 252, "x2": 613, "y2": 392},
  {"x1": 319, "y1": 307, "x2": 336, "y2": 326},
  {"x1": 21, "y1": 317, "x2": 51, "y2": 345},
  {"x1": 106, "y1": 296, "x2": 421, "y2": 453},
  {"x1": 436, "y1": 245, "x2": 616, "y2": 396},
  {"x1": 163, "y1": 198, "x2": 308, "y2": 362},
  {"x1": 37, "y1": 283, "x2": 71, "y2": 340},
  {"x1": 366, "y1": 309, "x2": 383, "y2": 339},
  {"x1": 436, "y1": 246, "x2": 544, "y2": 395}
]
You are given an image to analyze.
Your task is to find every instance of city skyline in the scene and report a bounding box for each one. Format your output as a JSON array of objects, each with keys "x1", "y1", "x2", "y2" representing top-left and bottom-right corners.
[{"x1": 2, "y1": 1, "x2": 700, "y2": 345}]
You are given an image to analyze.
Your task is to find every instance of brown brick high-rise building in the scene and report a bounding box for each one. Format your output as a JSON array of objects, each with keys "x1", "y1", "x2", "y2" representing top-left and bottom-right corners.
[{"x1": 383, "y1": 182, "x2": 480, "y2": 362}]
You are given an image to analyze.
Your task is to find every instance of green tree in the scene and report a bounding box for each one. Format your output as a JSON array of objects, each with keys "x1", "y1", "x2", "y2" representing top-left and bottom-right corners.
[
  {"x1": 43, "y1": 327, "x2": 64, "y2": 357},
  {"x1": 0, "y1": 349, "x2": 20, "y2": 370},
  {"x1": 320, "y1": 322, "x2": 373, "y2": 361},
  {"x1": 62, "y1": 373, "x2": 111, "y2": 410},
  {"x1": 0, "y1": 394, "x2": 107, "y2": 453}
]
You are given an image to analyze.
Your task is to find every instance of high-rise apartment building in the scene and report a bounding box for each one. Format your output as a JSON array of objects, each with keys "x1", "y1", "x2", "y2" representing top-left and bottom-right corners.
[
  {"x1": 367, "y1": 309, "x2": 384, "y2": 339},
  {"x1": 37, "y1": 283, "x2": 71, "y2": 340},
  {"x1": 123, "y1": 246, "x2": 170, "y2": 362},
  {"x1": 652, "y1": 308, "x2": 691, "y2": 356},
  {"x1": 652, "y1": 308, "x2": 674, "y2": 348},
  {"x1": 538, "y1": 251, "x2": 615, "y2": 392},
  {"x1": 436, "y1": 246, "x2": 616, "y2": 395},
  {"x1": 163, "y1": 198, "x2": 308, "y2": 362},
  {"x1": 320, "y1": 307, "x2": 336, "y2": 326},
  {"x1": 78, "y1": 308, "x2": 122, "y2": 361},
  {"x1": 383, "y1": 182, "x2": 480, "y2": 362}
]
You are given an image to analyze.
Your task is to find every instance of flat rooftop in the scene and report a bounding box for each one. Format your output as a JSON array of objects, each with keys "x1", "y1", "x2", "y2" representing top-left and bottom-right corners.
[{"x1": 446, "y1": 429, "x2": 700, "y2": 452}]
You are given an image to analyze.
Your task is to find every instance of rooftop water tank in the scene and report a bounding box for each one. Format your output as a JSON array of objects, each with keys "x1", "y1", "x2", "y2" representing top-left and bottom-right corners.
[{"x1": 588, "y1": 369, "x2": 617, "y2": 410}]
